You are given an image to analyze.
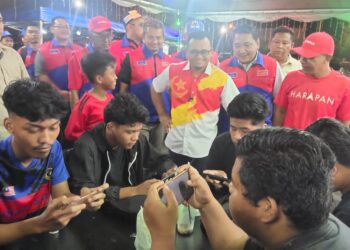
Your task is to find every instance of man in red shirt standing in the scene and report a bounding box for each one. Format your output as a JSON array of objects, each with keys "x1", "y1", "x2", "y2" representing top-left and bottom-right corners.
[
  {"x1": 68, "y1": 16, "x2": 112, "y2": 109},
  {"x1": 109, "y1": 10, "x2": 144, "y2": 76},
  {"x1": 274, "y1": 32, "x2": 350, "y2": 129}
]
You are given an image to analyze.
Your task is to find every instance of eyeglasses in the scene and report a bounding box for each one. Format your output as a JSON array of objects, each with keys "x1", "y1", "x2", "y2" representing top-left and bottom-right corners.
[{"x1": 188, "y1": 49, "x2": 211, "y2": 57}]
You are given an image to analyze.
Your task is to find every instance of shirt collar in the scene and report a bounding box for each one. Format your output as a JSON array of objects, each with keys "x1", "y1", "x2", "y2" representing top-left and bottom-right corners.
[
  {"x1": 182, "y1": 62, "x2": 212, "y2": 75},
  {"x1": 121, "y1": 35, "x2": 140, "y2": 49},
  {"x1": 142, "y1": 45, "x2": 164, "y2": 59},
  {"x1": 51, "y1": 38, "x2": 72, "y2": 48},
  {"x1": 229, "y1": 51, "x2": 265, "y2": 68}
]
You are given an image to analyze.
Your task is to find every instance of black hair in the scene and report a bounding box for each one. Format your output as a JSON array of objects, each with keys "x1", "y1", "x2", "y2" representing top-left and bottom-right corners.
[
  {"x1": 187, "y1": 31, "x2": 211, "y2": 45},
  {"x1": 2, "y1": 79, "x2": 68, "y2": 121},
  {"x1": 50, "y1": 16, "x2": 67, "y2": 27},
  {"x1": 104, "y1": 93, "x2": 149, "y2": 125},
  {"x1": 236, "y1": 127, "x2": 335, "y2": 231},
  {"x1": 271, "y1": 26, "x2": 295, "y2": 41},
  {"x1": 233, "y1": 25, "x2": 259, "y2": 41},
  {"x1": 81, "y1": 51, "x2": 116, "y2": 83},
  {"x1": 227, "y1": 92, "x2": 269, "y2": 125},
  {"x1": 143, "y1": 18, "x2": 164, "y2": 35},
  {"x1": 305, "y1": 118, "x2": 350, "y2": 168}
]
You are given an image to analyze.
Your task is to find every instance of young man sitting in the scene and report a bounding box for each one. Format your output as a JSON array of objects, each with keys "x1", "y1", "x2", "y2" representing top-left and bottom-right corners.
[
  {"x1": 0, "y1": 80, "x2": 107, "y2": 245},
  {"x1": 143, "y1": 128, "x2": 350, "y2": 250},
  {"x1": 67, "y1": 93, "x2": 175, "y2": 217},
  {"x1": 306, "y1": 118, "x2": 350, "y2": 227},
  {"x1": 204, "y1": 92, "x2": 269, "y2": 198}
]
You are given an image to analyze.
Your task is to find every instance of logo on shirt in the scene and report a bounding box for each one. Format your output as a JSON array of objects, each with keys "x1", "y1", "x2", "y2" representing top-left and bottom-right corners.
[
  {"x1": 256, "y1": 69, "x2": 269, "y2": 77},
  {"x1": 171, "y1": 76, "x2": 188, "y2": 98},
  {"x1": 49, "y1": 49, "x2": 60, "y2": 55},
  {"x1": 2, "y1": 186, "x2": 16, "y2": 197},
  {"x1": 137, "y1": 60, "x2": 147, "y2": 65},
  {"x1": 228, "y1": 72, "x2": 237, "y2": 78},
  {"x1": 289, "y1": 91, "x2": 335, "y2": 105}
]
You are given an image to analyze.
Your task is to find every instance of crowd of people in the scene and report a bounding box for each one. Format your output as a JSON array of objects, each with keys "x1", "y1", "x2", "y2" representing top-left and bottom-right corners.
[{"x1": 0, "y1": 7, "x2": 350, "y2": 250}]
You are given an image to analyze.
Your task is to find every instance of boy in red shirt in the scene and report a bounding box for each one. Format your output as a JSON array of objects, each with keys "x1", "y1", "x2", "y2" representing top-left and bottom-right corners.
[{"x1": 65, "y1": 51, "x2": 116, "y2": 141}]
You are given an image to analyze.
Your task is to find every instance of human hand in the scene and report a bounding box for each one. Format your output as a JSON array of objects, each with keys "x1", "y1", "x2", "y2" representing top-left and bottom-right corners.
[
  {"x1": 203, "y1": 169, "x2": 229, "y2": 189},
  {"x1": 159, "y1": 114, "x2": 171, "y2": 133},
  {"x1": 34, "y1": 195, "x2": 86, "y2": 233},
  {"x1": 161, "y1": 166, "x2": 177, "y2": 179},
  {"x1": 187, "y1": 167, "x2": 215, "y2": 210},
  {"x1": 135, "y1": 179, "x2": 159, "y2": 196},
  {"x1": 144, "y1": 182, "x2": 178, "y2": 241},
  {"x1": 80, "y1": 183, "x2": 109, "y2": 211}
]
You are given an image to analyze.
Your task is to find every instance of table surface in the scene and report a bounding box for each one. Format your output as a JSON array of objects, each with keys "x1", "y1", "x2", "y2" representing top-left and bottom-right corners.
[{"x1": 2, "y1": 210, "x2": 211, "y2": 250}]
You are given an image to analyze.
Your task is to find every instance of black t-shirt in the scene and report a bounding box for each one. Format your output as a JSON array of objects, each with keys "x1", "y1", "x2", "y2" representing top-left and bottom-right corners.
[
  {"x1": 244, "y1": 215, "x2": 350, "y2": 250},
  {"x1": 205, "y1": 132, "x2": 236, "y2": 179},
  {"x1": 333, "y1": 191, "x2": 350, "y2": 227}
]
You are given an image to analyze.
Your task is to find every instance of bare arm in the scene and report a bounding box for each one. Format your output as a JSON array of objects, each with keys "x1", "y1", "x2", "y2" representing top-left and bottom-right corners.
[
  {"x1": 151, "y1": 85, "x2": 170, "y2": 132},
  {"x1": 69, "y1": 90, "x2": 79, "y2": 109},
  {"x1": 341, "y1": 120, "x2": 350, "y2": 128},
  {"x1": 273, "y1": 105, "x2": 286, "y2": 127}
]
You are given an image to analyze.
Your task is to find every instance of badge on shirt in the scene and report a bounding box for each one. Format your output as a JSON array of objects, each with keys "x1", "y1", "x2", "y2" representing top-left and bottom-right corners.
[
  {"x1": 45, "y1": 165, "x2": 53, "y2": 181},
  {"x1": 137, "y1": 60, "x2": 147, "y2": 65},
  {"x1": 256, "y1": 69, "x2": 269, "y2": 77},
  {"x1": 228, "y1": 72, "x2": 237, "y2": 78},
  {"x1": 2, "y1": 186, "x2": 16, "y2": 196},
  {"x1": 49, "y1": 49, "x2": 60, "y2": 55}
]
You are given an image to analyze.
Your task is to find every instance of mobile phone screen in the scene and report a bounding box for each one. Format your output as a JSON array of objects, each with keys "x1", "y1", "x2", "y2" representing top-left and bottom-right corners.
[{"x1": 159, "y1": 170, "x2": 194, "y2": 204}]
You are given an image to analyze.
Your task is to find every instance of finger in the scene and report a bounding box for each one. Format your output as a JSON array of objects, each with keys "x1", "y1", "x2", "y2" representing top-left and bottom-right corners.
[
  {"x1": 163, "y1": 185, "x2": 178, "y2": 208},
  {"x1": 98, "y1": 183, "x2": 109, "y2": 191}
]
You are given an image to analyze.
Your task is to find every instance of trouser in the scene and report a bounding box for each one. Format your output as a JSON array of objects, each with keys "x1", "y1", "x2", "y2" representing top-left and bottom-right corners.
[
  {"x1": 141, "y1": 122, "x2": 168, "y2": 154},
  {"x1": 169, "y1": 150, "x2": 207, "y2": 173}
]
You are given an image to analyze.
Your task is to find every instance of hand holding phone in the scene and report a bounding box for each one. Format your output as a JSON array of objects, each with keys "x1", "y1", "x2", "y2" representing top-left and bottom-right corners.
[{"x1": 158, "y1": 169, "x2": 194, "y2": 204}]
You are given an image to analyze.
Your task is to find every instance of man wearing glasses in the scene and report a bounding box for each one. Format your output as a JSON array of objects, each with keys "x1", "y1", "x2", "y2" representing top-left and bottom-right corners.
[
  {"x1": 35, "y1": 16, "x2": 81, "y2": 101},
  {"x1": 68, "y1": 16, "x2": 113, "y2": 109},
  {"x1": 110, "y1": 10, "x2": 144, "y2": 77},
  {"x1": 151, "y1": 31, "x2": 239, "y2": 172},
  {"x1": 220, "y1": 25, "x2": 284, "y2": 126}
]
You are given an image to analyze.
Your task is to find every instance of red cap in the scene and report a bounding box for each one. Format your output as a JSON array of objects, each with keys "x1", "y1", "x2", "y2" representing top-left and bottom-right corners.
[
  {"x1": 292, "y1": 32, "x2": 334, "y2": 58},
  {"x1": 88, "y1": 16, "x2": 111, "y2": 33}
]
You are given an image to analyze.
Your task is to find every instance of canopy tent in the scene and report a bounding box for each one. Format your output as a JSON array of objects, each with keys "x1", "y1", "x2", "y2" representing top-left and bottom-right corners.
[
  {"x1": 112, "y1": 0, "x2": 350, "y2": 23},
  {"x1": 1, "y1": 6, "x2": 179, "y2": 41}
]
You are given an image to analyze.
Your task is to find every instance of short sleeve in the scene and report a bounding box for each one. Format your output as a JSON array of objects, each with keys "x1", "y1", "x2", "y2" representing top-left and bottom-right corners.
[
  {"x1": 273, "y1": 63, "x2": 285, "y2": 97},
  {"x1": 336, "y1": 83, "x2": 350, "y2": 121},
  {"x1": 152, "y1": 65, "x2": 171, "y2": 93},
  {"x1": 221, "y1": 77, "x2": 239, "y2": 110},
  {"x1": 50, "y1": 141, "x2": 69, "y2": 185}
]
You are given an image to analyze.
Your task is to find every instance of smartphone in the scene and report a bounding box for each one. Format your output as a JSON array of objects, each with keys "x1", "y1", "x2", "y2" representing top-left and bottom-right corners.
[
  {"x1": 159, "y1": 170, "x2": 194, "y2": 204},
  {"x1": 69, "y1": 190, "x2": 98, "y2": 206},
  {"x1": 203, "y1": 173, "x2": 230, "y2": 183}
]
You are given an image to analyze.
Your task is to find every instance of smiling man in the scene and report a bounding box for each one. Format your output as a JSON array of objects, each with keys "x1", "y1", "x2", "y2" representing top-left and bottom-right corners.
[
  {"x1": 119, "y1": 18, "x2": 171, "y2": 152},
  {"x1": 151, "y1": 31, "x2": 238, "y2": 173},
  {"x1": 274, "y1": 32, "x2": 350, "y2": 129},
  {"x1": 67, "y1": 93, "x2": 175, "y2": 218}
]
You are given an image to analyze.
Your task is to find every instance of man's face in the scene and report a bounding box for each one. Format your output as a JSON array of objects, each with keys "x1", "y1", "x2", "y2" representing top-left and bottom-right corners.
[
  {"x1": 233, "y1": 33, "x2": 260, "y2": 64},
  {"x1": 107, "y1": 122, "x2": 142, "y2": 150},
  {"x1": 5, "y1": 115, "x2": 60, "y2": 160},
  {"x1": 143, "y1": 27, "x2": 164, "y2": 53},
  {"x1": 1, "y1": 37, "x2": 14, "y2": 48},
  {"x1": 0, "y1": 15, "x2": 4, "y2": 39},
  {"x1": 127, "y1": 17, "x2": 144, "y2": 41},
  {"x1": 51, "y1": 18, "x2": 70, "y2": 41},
  {"x1": 269, "y1": 32, "x2": 293, "y2": 62},
  {"x1": 186, "y1": 38, "x2": 212, "y2": 71},
  {"x1": 230, "y1": 118, "x2": 265, "y2": 145},
  {"x1": 229, "y1": 158, "x2": 260, "y2": 237},
  {"x1": 89, "y1": 29, "x2": 112, "y2": 51},
  {"x1": 25, "y1": 26, "x2": 41, "y2": 44},
  {"x1": 300, "y1": 54, "x2": 328, "y2": 76}
]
